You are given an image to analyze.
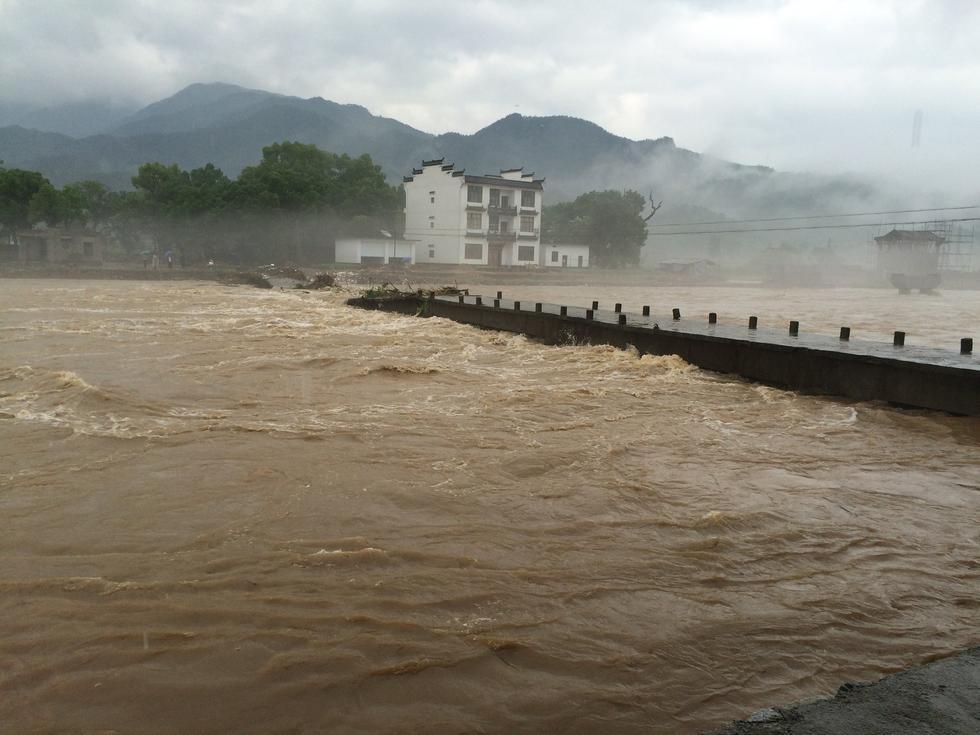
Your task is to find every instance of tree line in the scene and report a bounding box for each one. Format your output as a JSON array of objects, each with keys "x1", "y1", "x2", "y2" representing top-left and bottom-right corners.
[
  {"x1": 0, "y1": 141, "x2": 402, "y2": 264},
  {"x1": 2, "y1": 141, "x2": 649, "y2": 266}
]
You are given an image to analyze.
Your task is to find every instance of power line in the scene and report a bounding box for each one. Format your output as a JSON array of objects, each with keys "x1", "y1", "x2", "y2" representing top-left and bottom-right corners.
[
  {"x1": 645, "y1": 217, "x2": 980, "y2": 237},
  {"x1": 647, "y1": 204, "x2": 980, "y2": 228}
]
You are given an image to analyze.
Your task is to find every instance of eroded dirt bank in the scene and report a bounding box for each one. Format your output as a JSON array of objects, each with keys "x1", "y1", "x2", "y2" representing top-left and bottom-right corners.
[{"x1": 709, "y1": 647, "x2": 980, "y2": 734}]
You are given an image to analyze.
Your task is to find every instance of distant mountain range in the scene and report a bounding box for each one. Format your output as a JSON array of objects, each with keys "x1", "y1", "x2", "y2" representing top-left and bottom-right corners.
[{"x1": 0, "y1": 82, "x2": 878, "y2": 217}]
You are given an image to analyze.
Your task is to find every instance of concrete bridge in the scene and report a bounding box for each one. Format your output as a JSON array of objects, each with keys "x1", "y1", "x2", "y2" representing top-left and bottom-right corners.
[{"x1": 347, "y1": 293, "x2": 979, "y2": 416}]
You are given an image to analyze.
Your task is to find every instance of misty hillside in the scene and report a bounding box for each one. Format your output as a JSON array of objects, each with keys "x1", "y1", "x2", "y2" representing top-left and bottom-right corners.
[
  {"x1": 0, "y1": 99, "x2": 138, "y2": 138},
  {"x1": 0, "y1": 82, "x2": 879, "y2": 216}
]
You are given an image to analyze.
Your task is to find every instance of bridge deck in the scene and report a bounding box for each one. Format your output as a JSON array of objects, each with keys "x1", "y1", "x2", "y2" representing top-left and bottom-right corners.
[{"x1": 437, "y1": 294, "x2": 978, "y2": 373}]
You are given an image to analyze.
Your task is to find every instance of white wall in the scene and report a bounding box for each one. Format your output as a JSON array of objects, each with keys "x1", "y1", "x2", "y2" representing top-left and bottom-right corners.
[
  {"x1": 404, "y1": 165, "x2": 466, "y2": 264},
  {"x1": 335, "y1": 238, "x2": 414, "y2": 264},
  {"x1": 541, "y1": 244, "x2": 590, "y2": 268},
  {"x1": 335, "y1": 238, "x2": 360, "y2": 263}
]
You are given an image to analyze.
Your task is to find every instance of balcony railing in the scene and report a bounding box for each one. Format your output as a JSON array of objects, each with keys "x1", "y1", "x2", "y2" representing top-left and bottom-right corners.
[
  {"x1": 486, "y1": 229, "x2": 517, "y2": 241},
  {"x1": 488, "y1": 203, "x2": 518, "y2": 216},
  {"x1": 517, "y1": 229, "x2": 540, "y2": 239}
]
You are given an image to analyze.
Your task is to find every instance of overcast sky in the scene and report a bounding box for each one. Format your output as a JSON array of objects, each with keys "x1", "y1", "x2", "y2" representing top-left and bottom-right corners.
[{"x1": 2, "y1": 0, "x2": 978, "y2": 191}]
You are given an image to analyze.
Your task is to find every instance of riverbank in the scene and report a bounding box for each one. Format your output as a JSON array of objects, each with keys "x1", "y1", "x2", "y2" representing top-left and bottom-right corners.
[{"x1": 708, "y1": 647, "x2": 980, "y2": 734}]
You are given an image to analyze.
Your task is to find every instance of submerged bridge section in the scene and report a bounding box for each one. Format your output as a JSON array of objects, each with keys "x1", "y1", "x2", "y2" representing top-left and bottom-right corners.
[{"x1": 347, "y1": 293, "x2": 980, "y2": 416}]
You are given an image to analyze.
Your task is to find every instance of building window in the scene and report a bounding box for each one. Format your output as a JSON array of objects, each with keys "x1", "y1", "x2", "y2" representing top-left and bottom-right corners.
[
  {"x1": 517, "y1": 246, "x2": 535, "y2": 262},
  {"x1": 520, "y1": 215, "x2": 535, "y2": 232},
  {"x1": 464, "y1": 243, "x2": 483, "y2": 260},
  {"x1": 430, "y1": 221, "x2": 434, "y2": 228},
  {"x1": 466, "y1": 212, "x2": 482, "y2": 230},
  {"x1": 467, "y1": 185, "x2": 482, "y2": 203},
  {"x1": 428, "y1": 246, "x2": 435, "y2": 259},
  {"x1": 551, "y1": 250, "x2": 559, "y2": 263},
  {"x1": 521, "y1": 191, "x2": 535, "y2": 208},
  {"x1": 488, "y1": 213, "x2": 499, "y2": 232},
  {"x1": 430, "y1": 196, "x2": 435, "y2": 204},
  {"x1": 489, "y1": 188, "x2": 501, "y2": 207}
]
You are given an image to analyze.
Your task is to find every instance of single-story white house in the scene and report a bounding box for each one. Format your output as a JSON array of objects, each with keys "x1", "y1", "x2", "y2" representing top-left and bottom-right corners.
[
  {"x1": 541, "y1": 243, "x2": 590, "y2": 268},
  {"x1": 335, "y1": 237, "x2": 415, "y2": 265}
]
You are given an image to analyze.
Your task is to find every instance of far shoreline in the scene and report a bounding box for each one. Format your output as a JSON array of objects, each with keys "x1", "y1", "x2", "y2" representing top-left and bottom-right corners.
[{"x1": 3, "y1": 262, "x2": 979, "y2": 290}]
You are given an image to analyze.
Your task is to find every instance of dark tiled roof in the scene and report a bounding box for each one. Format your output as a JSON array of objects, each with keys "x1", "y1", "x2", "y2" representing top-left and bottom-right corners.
[
  {"x1": 464, "y1": 174, "x2": 544, "y2": 190},
  {"x1": 422, "y1": 158, "x2": 445, "y2": 167},
  {"x1": 874, "y1": 229, "x2": 945, "y2": 243}
]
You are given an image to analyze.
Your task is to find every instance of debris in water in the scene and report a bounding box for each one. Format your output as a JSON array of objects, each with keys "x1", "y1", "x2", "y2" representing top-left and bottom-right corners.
[
  {"x1": 224, "y1": 271, "x2": 273, "y2": 289},
  {"x1": 306, "y1": 272, "x2": 336, "y2": 289},
  {"x1": 359, "y1": 282, "x2": 468, "y2": 300},
  {"x1": 260, "y1": 263, "x2": 308, "y2": 281}
]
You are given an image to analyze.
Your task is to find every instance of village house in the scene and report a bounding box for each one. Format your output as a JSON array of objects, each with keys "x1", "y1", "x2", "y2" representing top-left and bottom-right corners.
[
  {"x1": 15, "y1": 228, "x2": 104, "y2": 264},
  {"x1": 400, "y1": 159, "x2": 544, "y2": 267},
  {"x1": 873, "y1": 229, "x2": 944, "y2": 293},
  {"x1": 334, "y1": 237, "x2": 414, "y2": 265},
  {"x1": 540, "y1": 242, "x2": 590, "y2": 268}
]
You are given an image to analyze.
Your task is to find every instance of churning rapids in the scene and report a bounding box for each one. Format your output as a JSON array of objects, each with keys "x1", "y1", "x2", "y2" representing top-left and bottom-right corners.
[{"x1": 1, "y1": 279, "x2": 978, "y2": 734}]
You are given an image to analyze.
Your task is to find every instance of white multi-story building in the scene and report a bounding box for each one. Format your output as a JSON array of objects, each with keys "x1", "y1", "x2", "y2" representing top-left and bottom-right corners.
[{"x1": 403, "y1": 159, "x2": 544, "y2": 266}]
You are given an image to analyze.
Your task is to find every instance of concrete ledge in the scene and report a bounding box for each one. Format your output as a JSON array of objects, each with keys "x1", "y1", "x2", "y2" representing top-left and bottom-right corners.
[
  {"x1": 707, "y1": 647, "x2": 980, "y2": 735},
  {"x1": 346, "y1": 295, "x2": 980, "y2": 415}
]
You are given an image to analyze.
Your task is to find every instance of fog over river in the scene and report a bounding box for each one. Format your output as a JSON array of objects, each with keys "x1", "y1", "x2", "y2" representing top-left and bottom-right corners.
[{"x1": 1, "y1": 279, "x2": 977, "y2": 734}]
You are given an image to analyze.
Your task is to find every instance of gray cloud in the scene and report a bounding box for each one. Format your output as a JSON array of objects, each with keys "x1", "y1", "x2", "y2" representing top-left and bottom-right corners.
[{"x1": 1, "y1": 0, "x2": 978, "y2": 194}]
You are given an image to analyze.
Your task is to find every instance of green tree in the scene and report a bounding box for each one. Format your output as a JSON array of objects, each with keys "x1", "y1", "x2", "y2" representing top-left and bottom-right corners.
[
  {"x1": 542, "y1": 190, "x2": 648, "y2": 267},
  {"x1": 233, "y1": 142, "x2": 401, "y2": 262},
  {"x1": 128, "y1": 162, "x2": 236, "y2": 262},
  {"x1": 234, "y1": 142, "x2": 398, "y2": 214},
  {"x1": 0, "y1": 167, "x2": 51, "y2": 239},
  {"x1": 28, "y1": 182, "x2": 89, "y2": 226},
  {"x1": 64, "y1": 180, "x2": 114, "y2": 227},
  {"x1": 131, "y1": 162, "x2": 191, "y2": 216}
]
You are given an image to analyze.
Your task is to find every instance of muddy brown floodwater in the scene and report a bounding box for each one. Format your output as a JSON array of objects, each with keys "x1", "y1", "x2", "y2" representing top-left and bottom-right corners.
[{"x1": 1, "y1": 279, "x2": 978, "y2": 734}]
